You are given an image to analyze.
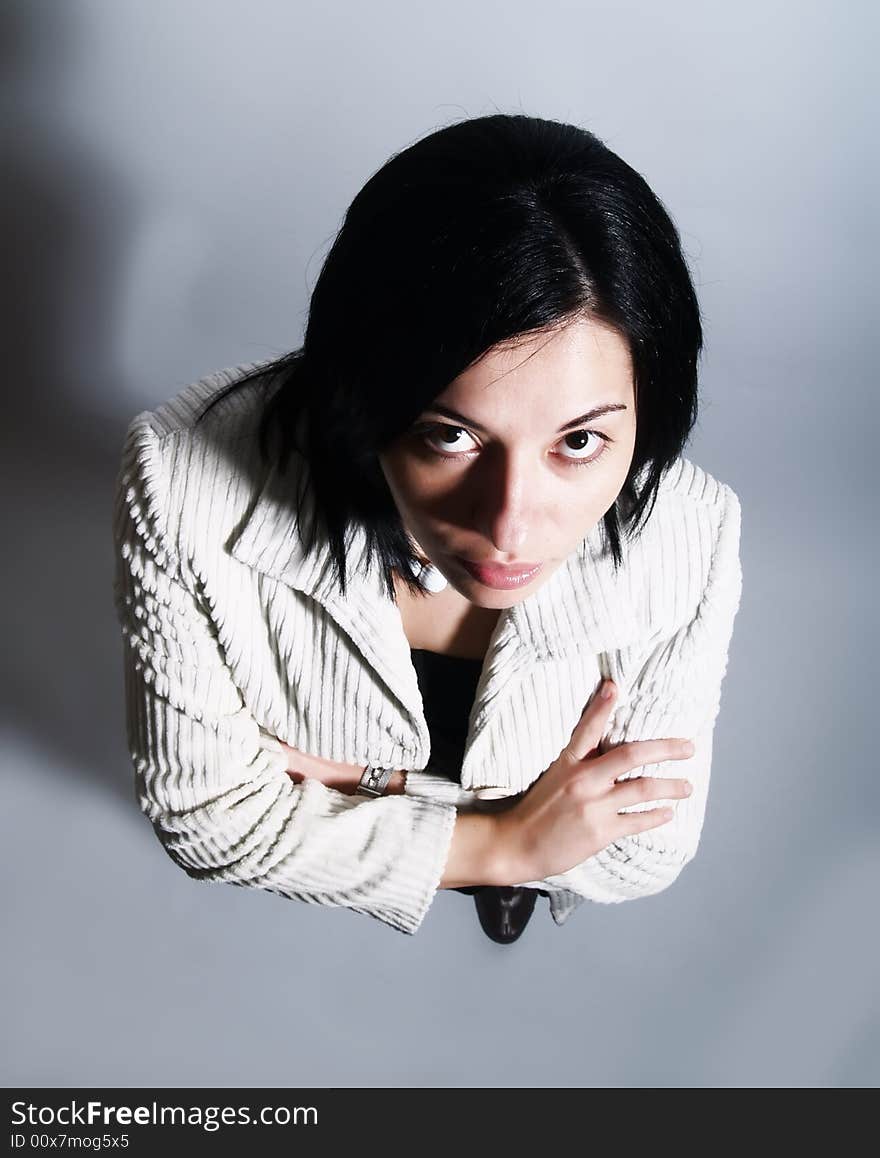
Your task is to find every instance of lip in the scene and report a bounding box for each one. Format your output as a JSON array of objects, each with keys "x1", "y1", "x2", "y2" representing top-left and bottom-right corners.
[{"x1": 454, "y1": 556, "x2": 543, "y2": 589}]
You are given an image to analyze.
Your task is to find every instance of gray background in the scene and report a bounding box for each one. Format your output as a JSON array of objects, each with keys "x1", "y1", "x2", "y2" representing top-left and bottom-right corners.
[{"x1": 2, "y1": 0, "x2": 876, "y2": 1088}]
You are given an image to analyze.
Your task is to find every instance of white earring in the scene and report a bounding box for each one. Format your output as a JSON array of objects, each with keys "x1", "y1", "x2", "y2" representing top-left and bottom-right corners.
[{"x1": 409, "y1": 557, "x2": 448, "y2": 593}]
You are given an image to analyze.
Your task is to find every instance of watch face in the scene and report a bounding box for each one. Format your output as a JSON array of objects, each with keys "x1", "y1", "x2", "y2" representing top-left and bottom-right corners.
[{"x1": 360, "y1": 766, "x2": 393, "y2": 795}]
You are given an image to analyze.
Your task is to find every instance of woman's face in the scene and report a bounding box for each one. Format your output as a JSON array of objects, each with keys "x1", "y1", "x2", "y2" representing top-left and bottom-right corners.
[{"x1": 378, "y1": 315, "x2": 638, "y2": 609}]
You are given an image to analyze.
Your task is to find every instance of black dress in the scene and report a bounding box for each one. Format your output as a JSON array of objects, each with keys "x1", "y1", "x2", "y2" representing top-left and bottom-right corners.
[
  {"x1": 410, "y1": 647, "x2": 485, "y2": 896},
  {"x1": 409, "y1": 648, "x2": 484, "y2": 786}
]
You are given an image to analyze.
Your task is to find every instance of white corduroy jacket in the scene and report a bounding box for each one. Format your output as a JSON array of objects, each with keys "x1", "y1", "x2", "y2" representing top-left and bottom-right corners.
[{"x1": 112, "y1": 362, "x2": 744, "y2": 935}]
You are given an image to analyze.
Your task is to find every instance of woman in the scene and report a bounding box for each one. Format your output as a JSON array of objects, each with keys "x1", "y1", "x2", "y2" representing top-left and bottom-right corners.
[{"x1": 112, "y1": 113, "x2": 743, "y2": 943}]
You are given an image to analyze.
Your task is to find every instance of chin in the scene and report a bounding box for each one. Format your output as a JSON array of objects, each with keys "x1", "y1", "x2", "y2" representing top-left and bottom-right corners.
[{"x1": 451, "y1": 582, "x2": 512, "y2": 607}]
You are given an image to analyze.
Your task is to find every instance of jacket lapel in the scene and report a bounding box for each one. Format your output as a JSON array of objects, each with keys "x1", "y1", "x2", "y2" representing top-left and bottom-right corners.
[
  {"x1": 227, "y1": 448, "x2": 645, "y2": 783},
  {"x1": 227, "y1": 453, "x2": 428, "y2": 730}
]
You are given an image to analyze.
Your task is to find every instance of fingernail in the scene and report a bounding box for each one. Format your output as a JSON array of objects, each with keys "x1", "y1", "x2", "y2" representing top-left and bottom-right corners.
[{"x1": 601, "y1": 681, "x2": 615, "y2": 700}]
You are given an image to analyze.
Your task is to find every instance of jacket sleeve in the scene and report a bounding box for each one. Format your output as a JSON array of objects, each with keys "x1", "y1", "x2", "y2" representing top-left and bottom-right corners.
[
  {"x1": 515, "y1": 484, "x2": 743, "y2": 905},
  {"x1": 404, "y1": 771, "x2": 478, "y2": 808},
  {"x1": 112, "y1": 416, "x2": 458, "y2": 936}
]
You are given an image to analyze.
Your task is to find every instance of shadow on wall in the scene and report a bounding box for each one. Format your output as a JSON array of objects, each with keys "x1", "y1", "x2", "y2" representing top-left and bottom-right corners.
[{"x1": 0, "y1": 1, "x2": 278, "y2": 812}]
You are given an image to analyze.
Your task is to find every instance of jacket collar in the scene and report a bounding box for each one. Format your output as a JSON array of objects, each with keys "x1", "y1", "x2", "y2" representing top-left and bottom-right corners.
[{"x1": 227, "y1": 451, "x2": 644, "y2": 705}]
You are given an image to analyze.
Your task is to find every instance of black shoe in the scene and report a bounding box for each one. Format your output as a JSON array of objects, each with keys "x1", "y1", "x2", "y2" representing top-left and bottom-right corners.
[{"x1": 473, "y1": 886, "x2": 540, "y2": 944}]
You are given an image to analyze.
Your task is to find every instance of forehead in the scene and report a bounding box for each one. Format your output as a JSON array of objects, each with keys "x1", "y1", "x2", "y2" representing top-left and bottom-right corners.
[{"x1": 437, "y1": 318, "x2": 634, "y2": 409}]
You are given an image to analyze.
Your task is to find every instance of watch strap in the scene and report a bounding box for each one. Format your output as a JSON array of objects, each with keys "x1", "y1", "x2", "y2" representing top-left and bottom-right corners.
[{"x1": 357, "y1": 764, "x2": 395, "y2": 797}]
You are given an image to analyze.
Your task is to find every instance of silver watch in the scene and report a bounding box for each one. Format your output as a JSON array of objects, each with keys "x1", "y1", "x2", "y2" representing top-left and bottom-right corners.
[{"x1": 357, "y1": 764, "x2": 396, "y2": 797}]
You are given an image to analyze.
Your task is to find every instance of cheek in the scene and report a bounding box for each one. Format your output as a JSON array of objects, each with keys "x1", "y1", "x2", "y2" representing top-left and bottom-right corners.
[
  {"x1": 606, "y1": 454, "x2": 633, "y2": 494},
  {"x1": 378, "y1": 450, "x2": 411, "y2": 499},
  {"x1": 553, "y1": 467, "x2": 627, "y2": 540},
  {"x1": 379, "y1": 451, "x2": 437, "y2": 516},
  {"x1": 391, "y1": 449, "x2": 448, "y2": 497}
]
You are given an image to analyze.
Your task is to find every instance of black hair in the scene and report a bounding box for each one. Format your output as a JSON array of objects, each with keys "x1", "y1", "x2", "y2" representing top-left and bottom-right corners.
[{"x1": 196, "y1": 112, "x2": 702, "y2": 603}]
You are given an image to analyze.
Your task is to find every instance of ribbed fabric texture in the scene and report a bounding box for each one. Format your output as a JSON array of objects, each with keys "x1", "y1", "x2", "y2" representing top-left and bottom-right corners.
[{"x1": 111, "y1": 362, "x2": 743, "y2": 936}]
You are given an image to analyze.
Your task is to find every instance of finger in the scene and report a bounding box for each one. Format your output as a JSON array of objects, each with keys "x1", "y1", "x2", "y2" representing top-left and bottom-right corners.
[
  {"x1": 610, "y1": 774, "x2": 693, "y2": 808},
  {"x1": 566, "y1": 680, "x2": 618, "y2": 762},
  {"x1": 610, "y1": 804, "x2": 678, "y2": 837},
  {"x1": 593, "y1": 737, "x2": 694, "y2": 781}
]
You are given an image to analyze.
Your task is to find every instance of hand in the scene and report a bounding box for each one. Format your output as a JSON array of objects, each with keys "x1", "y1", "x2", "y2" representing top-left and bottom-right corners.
[
  {"x1": 274, "y1": 738, "x2": 406, "y2": 796},
  {"x1": 494, "y1": 680, "x2": 696, "y2": 883},
  {"x1": 276, "y1": 740, "x2": 366, "y2": 794}
]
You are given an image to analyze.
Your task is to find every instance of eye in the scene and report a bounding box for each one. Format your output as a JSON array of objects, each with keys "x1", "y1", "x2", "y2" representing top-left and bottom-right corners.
[
  {"x1": 414, "y1": 422, "x2": 613, "y2": 468},
  {"x1": 555, "y1": 429, "x2": 612, "y2": 466},
  {"x1": 419, "y1": 424, "x2": 479, "y2": 455}
]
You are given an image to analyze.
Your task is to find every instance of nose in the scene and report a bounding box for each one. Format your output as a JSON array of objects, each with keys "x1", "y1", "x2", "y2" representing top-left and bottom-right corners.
[{"x1": 468, "y1": 448, "x2": 535, "y2": 555}]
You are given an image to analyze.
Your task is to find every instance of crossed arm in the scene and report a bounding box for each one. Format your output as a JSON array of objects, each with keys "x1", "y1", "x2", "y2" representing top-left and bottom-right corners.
[
  {"x1": 279, "y1": 744, "x2": 407, "y2": 795},
  {"x1": 273, "y1": 483, "x2": 743, "y2": 904}
]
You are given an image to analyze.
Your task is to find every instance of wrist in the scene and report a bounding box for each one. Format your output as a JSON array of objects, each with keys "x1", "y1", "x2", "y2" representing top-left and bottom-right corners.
[
  {"x1": 388, "y1": 769, "x2": 407, "y2": 794},
  {"x1": 486, "y1": 809, "x2": 527, "y2": 886}
]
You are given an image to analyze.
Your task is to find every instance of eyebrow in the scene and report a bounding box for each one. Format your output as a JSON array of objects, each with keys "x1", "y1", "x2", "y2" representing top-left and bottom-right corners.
[{"x1": 421, "y1": 402, "x2": 629, "y2": 434}]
